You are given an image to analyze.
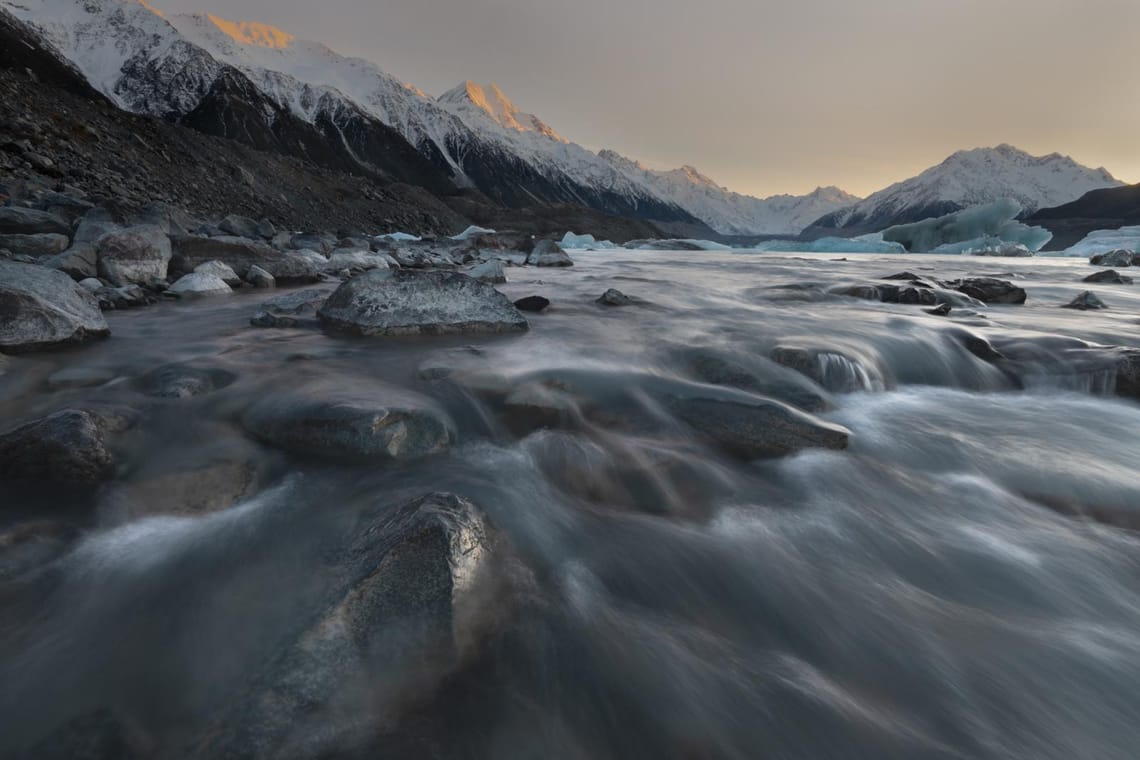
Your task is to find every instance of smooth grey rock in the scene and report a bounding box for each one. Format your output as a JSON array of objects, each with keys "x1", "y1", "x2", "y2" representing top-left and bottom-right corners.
[
  {"x1": 96, "y1": 225, "x2": 172, "y2": 286},
  {"x1": 93, "y1": 284, "x2": 151, "y2": 310},
  {"x1": 136, "y1": 364, "x2": 237, "y2": 399},
  {"x1": 168, "y1": 272, "x2": 233, "y2": 297},
  {"x1": 73, "y1": 208, "x2": 120, "y2": 244},
  {"x1": 1090, "y1": 249, "x2": 1135, "y2": 267},
  {"x1": 43, "y1": 242, "x2": 98, "y2": 280},
  {"x1": 289, "y1": 233, "x2": 335, "y2": 254},
  {"x1": 0, "y1": 232, "x2": 69, "y2": 258},
  {"x1": 219, "y1": 215, "x2": 261, "y2": 239},
  {"x1": 255, "y1": 218, "x2": 277, "y2": 240},
  {"x1": 1083, "y1": 269, "x2": 1132, "y2": 285},
  {"x1": 948, "y1": 277, "x2": 1027, "y2": 304},
  {"x1": 246, "y1": 265, "x2": 276, "y2": 288},
  {"x1": 77, "y1": 277, "x2": 103, "y2": 292},
  {"x1": 194, "y1": 260, "x2": 242, "y2": 287},
  {"x1": 196, "y1": 492, "x2": 494, "y2": 758},
  {"x1": 666, "y1": 392, "x2": 850, "y2": 458},
  {"x1": 0, "y1": 262, "x2": 109, "y2": 352},
  {"x1": 526, "y1": 239, "x2": 573, "y2": 267},
  {"x1": 325, "y1": 250, "x2": 390, "y2": 272},
  {"x1": 250, "y1": 289, "x2": 326, "y2": 328},
  {"x1": 468, "y1": 260, "x2": 506, "y2": 284},
  {"x1": 0, "y1": 206, "x2": 69, "y2": 236},
  {"x1": 596, "y1": 288, "x2": 634, "y2": 306},
  {"x1": 0, "y1": 409, "x2": 116, "y2": 486},
  {"x1": 243, "y1": 383, "x2": 453, "y2": 462},
  {"x1": 318, "y1": 270, "x2": 528, "y2": 337},
  {"x1": 1062, "y1": 291, "x2": 1108, "y2": 310}
]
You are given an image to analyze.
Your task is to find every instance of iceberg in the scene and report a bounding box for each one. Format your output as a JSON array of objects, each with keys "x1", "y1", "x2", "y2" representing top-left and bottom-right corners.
[
  {"x1": 753, "y1": 234, "x2": 906, "y2": 254},
  {"x1": 623, "y1": 238, "x2": 733, "y2": 251},
  {"x1": 1063, "y1": 226, "x2": 1140, "y2": 258},
  {"x1": 560, "y1": 232, "x2": 619, "y2": 250},
  {"x1": 930, "y1": 238, "x2": 1033, "y2": 256},
  {"x1": 375, "y1": 232, "x2": 421, "y2": 242},
  {"x1": 881, "y1": 199, "x2": 1051, "y2": 253},
  {"x1": 450, "y1": 225, "x2": 496, "y2": 241}
]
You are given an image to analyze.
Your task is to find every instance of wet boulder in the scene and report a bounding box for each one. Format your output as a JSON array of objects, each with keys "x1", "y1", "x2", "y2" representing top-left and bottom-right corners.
[
  {"x1": 665, "y1": 390, "x2": 850, "y2": 458},
  {"x1": 0, "y1": 409, "x2": 117, "y2": 486},
  {"x1": 678, "y1": 346, "x2": 833, "y2": 412},
  {"x1": 468, "y1": 260, "x2": 506, "y2": 284},
  {"x1": 195, "y1": 492, "x2": 496, "y2": 758},
  {"x1": 948, "y1": 277, "x2": 1027, "y2": 304},
  {"x1": 526, "y1": 239, "x2": 573, "y2": 267},
  {"x1": 171, "y1": 236, "x2": 320, "y2": 283},
  {"x1": 514, "y1": 295, "x2": 550, "y2": 313},
  {"x1": 596, "y1": 288, "x2": 635, "y2": 306},
  {"x1": 0, "y1": 206, "x2": 70, "y2": 236},
  {"x1": 96, "y1": 225, "x2": 172, "y2": 286},
  {"x1": 1115, "y1": 349, "x2": 1140, "y2": 399},
  {"x1": 318, "y1": 270, "x2": 528, "y2": 336},
  {"x1": 246, "y1": 265, "x2": 275, "y2": 288},
  {"x1": 242, "y1": 383, "x2": 453, "y2": 462},
  {"x1": 135, "y1": 363, "x2": 237, "y2": 399},
  {"x1": 770, "y1": 345, "x2": 885, "y2": 393},
  {"x1": 0, "y1": 261, "x2": 109, "y2": 352},
  {"x1": 1083, "y1": 269, "x2": 1132, "y2": 285},
  {"x1": 1089, "y1": 249, "x2": 1135, "y2": 267},
  {"x1": 1062, "y1": 291, "x2": 1108, "y2": 311},
  {"x1": 250, "y1": 289, "x2": 327, "y2": 328}
]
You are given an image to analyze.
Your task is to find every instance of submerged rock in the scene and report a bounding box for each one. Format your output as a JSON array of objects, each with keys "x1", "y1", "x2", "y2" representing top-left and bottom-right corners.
[
  {"x1": 196, "y1": 492, "x2": 495, "y2": 758},
  {"x1": 0, "y1": 409, "x2": 116, "y2": 486},
  {"x1": 0, "y1": 261, "x2": 109, "y2": 353},
  {"x1": 514, "y1": 295, "x2": 550, "y2": 313},
  {"x1": 96, "y1": 225, "x2": 172, "y2": 286},
  {"x1": 1115, "y1": 348, "x2": 1140, "y2": 399},
  {"x1": 136, "y1": 363, "x2": 237, "y2": 399},
  {"x1": 1083, "y1": 269, "x2": 1132, "y2": 285},
  {"x1": 250, "y1": 289, "x2": 326, "y2": 328},
  {"x1": 678, "y1": 347, "x2": 832, "y2": 412},
  {"x1": 1062, "y1": 291, "x2": 1108, "y2": 311},
  {"x1": 318, "y1": 270, "x2": 528, "y2": 336},
  {"x1": 596, "y1": 288, "x2": 635, "y2": 306},
  {"x1": 925, "y1": 303, "x2": 952, "y2": 316},
  {"x1": 243, "y1": 384, "x2": 453, "y2": 462}
]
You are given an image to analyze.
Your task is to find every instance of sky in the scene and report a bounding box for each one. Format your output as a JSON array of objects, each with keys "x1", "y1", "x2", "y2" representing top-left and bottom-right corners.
[{"x1": 152, "y1": 0, "x2": 1140, "y2": 199}]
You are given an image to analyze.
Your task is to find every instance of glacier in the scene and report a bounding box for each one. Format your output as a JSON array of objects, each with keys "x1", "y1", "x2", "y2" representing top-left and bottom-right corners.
[
  {"x1": 561, "y1": 232, "x2": 619, "y2": 250},
  {"x1": 450, "y1": 225, "x2": 496, "y2": 241},
  {"x1": 1062, "y1": 227, "x2": 1140, "y2": 258},
  {"x1": 753, "y1": 235, "x2": 906, "y2": 254},
  {"x1": 881, "y1": 199, "x2": 1052, "y2": 253}
]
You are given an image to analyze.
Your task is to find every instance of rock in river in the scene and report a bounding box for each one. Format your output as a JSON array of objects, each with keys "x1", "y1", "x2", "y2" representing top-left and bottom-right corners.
[
  {"x1": 1083, "y1": 269, "x2": 1132, "y2": 285},
  {"x1": 0, "y1": 409, "x2": 116, "y2": 486},
  {"x1": 1062, "y1": 291, "x2": 1108, "y2": 311},
  {"x1": 514, "y1": 295, "x2": 550, "y2": 313},
  {"x1": 250, "y1": 289, "x2": 327, "y2": 328},
  {"x1": 948, "y1": 277, "x2": 1027, "y2": 305},
  {"x1": 526, "y1": 239, "x2": 573, "y2": 267},
  {"x1": 242, "y1": 382, "x2": 453, "y2": 462},
  {"x1": 167, "y1": 272, "x2": 233, "y2": 297},
  {"x1": 318, "y1": 269, "x2": 528, "y2": 337},
  {"x1": 0, "y1": 261, "x2": 109, "y2": 353}
]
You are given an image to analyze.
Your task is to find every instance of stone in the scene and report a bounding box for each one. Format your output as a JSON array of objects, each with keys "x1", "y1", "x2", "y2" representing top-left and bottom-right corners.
[
  {"x1": 1083, "y1": 269, "x2": 1132, "y2": 285},
  {"x1": 0, "y1": 409, "x2": 116, "y2": 486},
  {"x1": 171, "y1": 236, "x2": 321, "y2": 284},
  {"x1": 96, "y1": 225, "x2": 172, "y2": 286},
  {"x1": 0, "y1": 262, "x2": 109, "y2": 352},
  {"x1": 679, "y1": 347, "x2": 832, "y2": 412},
  {"x1": 167, "y1": 272, "x2": 233, "y2": 297},
  {"x1": 194, "y1": 260, "x2": 242, "y2": 287},
  {"x1": 72, "y1": 208, "x2": 120, "y2": 244},
  {"x1": 135, "y1": 363, "x2": 237, "y2": 399},
  {"x1": 514, "y1": 295, "x2": 550, "y2": 313},
  {"x1": 77, "y1": 277, "x2": 103, "y2": 292},
  {"x1": 949, "y1": 277, "x2": 1027, "y2": 305},
  {"x1": 34, "y1": 190, "x2": 94, "y2": 224},
  {"x1": 596, "y1": 288, "x2": 635, "y2": 306},
  {"x1": 246, "y1": 265, "x2": 276, "y2": 288},
  {"x1": 196, "y1": 492, "x2": 494, "y2": 758},
  {"x1": 318, "y1": 270, "x2": 528, "y2": 337},
  {"x1": 925, "y1": 303, "x2": 952, "y2": 316},
  {"x1": 526, "y1": 239, "x2": 573, "y2": 267},
  {"x1": 1114, "y1": 348, "x2": 1140, "y2": 399},
  {"x1": 289, "y1": 233, "x2": 335, "y2": 254},
  {"x1": 250, "y1": 289, "x2": 326, "y2": 328},
  {"x1": 325, "y1": 250, "x2": 390, "y2": 272},
  {"x1": 242, "y1": 384, "x2": 453, "y2": 462},
  {"x1": 218, "y1": 214, "x2": 261, "y2": 239},
  {"x1": 93, "y1": 285, "x2": 151, "y2": 310},
  {"x1": 1090, "y1": 249, "x2": 1135, "y2": 267},
  {"x1": 1062, "y1": 291, "x2": 1108, "y2": 311},
  {"x1": 0, "y1": 232, "x2": 69, "y2": 258},
  {"x1": 255, "y1": 218, "x2": 277, "y2": 240},
  {"x1": 43, "y1": 242, "x2": 98, "y2": 280},
  {"x1": 0, "y1": 206, "x2": 69, "y2": 236},
  {"x1": 665, "y1": 392, "x2": 850, "y2": 459},
  {"x1": 468, "y1": 260, "x2": 506, "y2": 284}
]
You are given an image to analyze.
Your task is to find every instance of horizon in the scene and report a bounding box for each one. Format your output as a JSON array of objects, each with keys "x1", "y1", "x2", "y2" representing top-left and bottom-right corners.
[{"x1": 146, "y1": 0, "x2": 1140, "y2": 199}]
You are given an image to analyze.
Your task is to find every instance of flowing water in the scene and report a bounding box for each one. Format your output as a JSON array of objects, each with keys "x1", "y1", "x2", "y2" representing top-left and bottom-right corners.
[{"x1": 2, "y1": 251, "x2": 1140, "y2": 758}]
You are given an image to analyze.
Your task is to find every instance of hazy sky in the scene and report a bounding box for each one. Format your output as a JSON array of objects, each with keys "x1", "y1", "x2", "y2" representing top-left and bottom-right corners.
[{"x1": 152, "y1": 0, "x2": 1140, "y2": 198}]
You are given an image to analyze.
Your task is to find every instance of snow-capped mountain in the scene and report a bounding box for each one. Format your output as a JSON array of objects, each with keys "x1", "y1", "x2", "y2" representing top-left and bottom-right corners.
[
  {"x1": 2, "y1": 0, "x2": 858, "y2": 235},
  {"x1": 807, "y1": 144, "x2": 1122, "y2": 235}
]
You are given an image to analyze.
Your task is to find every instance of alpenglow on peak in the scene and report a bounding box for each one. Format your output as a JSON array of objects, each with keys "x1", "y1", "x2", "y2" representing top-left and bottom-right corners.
[
  {"x1": 204, "y1": 14, "x2": 295, "y2": 49},
  {"x1": 439, "y1": 81, "x2": 566, "y2": 142}
]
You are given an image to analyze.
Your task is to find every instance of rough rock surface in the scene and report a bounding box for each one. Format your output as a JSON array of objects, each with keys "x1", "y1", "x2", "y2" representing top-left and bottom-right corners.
[
  {"x1": 948, "y1": 277, "x2": 1027, "y2": 304},
  {"x1": 0, "y1": 261, "x2": 109, "y2": 352},
  {"x1": 0, "y1": 409, "x2": 116, "y2": 486},
  {"x1": 1062, "y1": 291, "x2": 1108, "y2": 310},
  {"x1": 1083, "y1": 269, "x2": 1132, "y2": 284},
  {"x1": 468, "y1": 260, "x2": 506, "y2": 284},
  {"x1": 0, "y1": 206, "x2": 69, "y2": 236},
  {"x1": 96, "y1": 225, "x2": 172, "y2": 286},
  {"x1": 0, "y1": 232, "x2": 69, "y2": 257},
  {"x1": 171, "y1": 236, "x2": 320, "y2": 283},
  {"x1": 250, "y1": 289, "x2": 327, "y2": 328},
  {"x1": 43, "y1": 242, "x2": 97, "y2": 280},
  {"x1": 1090, "y1": 250, "x2": 1136, "y2": 267},
  {"x1": 194, "y1": 260, "x2": 242, "y2": 287},
  {"x1": 167, "y1": 272, "x2": 233, "y2": 297},
  {"x1": 318, "y1": 270, "x2": 528, "y2": 336},
  {"x1": 526, "y1": 239, "x2": 573, "y2": 267},
  {"x1": 596, "y1": 288, "x2": 635, "y2": 306}
]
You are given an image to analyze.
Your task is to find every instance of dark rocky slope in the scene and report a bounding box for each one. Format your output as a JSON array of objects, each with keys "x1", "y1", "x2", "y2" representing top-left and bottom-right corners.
[{"x1": 1029, "y1": 183, "x2": 1140, "y2": 251}]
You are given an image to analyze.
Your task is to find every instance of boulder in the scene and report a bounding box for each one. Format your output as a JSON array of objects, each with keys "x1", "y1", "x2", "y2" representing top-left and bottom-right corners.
[
  {"x1": 77, "y1": 278, "x2": 103, "y2": 292},
  {"x1": 72, "y1": 208, "x2": 120, "y2": 244},
  {"x1": 1062, "y1": 291, "x2": 1108, "y2": 311},
  {"x1": 289, "y1": 233, "x2": 335, "y2": 254},
  {"x1": 514, "y1": 295, "x2": 550, "y2": 313},
  {"x1": 135, "y1": 363, "x2": 237, "y2": 399},
  {"x1": 0, "y1": 262, "x2": 109, "y2": 352},
  {"x1": 665, "y1": 392, "x2": 850, "y2": 459},
  {"x1": 167, "y1": 272, "x2": 233, "y2": 297},
  {"x1": 96, "y1": 225, "x2": 172, "y2": 286},
  {"x1": 218, "y1": 215, "x2": 261, "y2": 239},
  {"x1": 1115, "y1": 349, "x2": 1140, "y2": 399},
  {"x1": 0, "y1": 232, "x2": 69, "y2": 258},
  {"x1": 467, "y1": 260, "x2": 506, "y2": 284},
  {"x1": 250, "y1": 289, "x2": 326, "y2": 328},
  {"x1": 0, "y1": 206, "x2": 69, "y2": 236},
  {"x1": 925, "y1": 303, "x2": 952, "y2": 316},
  {"x1": 93, "y1": 284, "x2": 152, "y2": 310},
  {"x1": 1090, "y1": 249, "x2": 1135, "y2": 267},
  {"x1": 194, "y1": 260, "x2": 242, "y2": 287},
  {"x1": 195, "y1": 492, "x2": 494, "y2": 758},
  {"x1": 43, "y1": 242, "x2": 98, "y2": 280},
  {"x1": 246, "y1": 265, "x2": 276, "y2": 288},
  {"x1": 242, "y1": 383, "x2": 452, "y2": 462},
  {"x1": 596, "y1": 288, "x2": 635, "y2": 306},
  {"x1": 679, "y1": 347, "x2": 832, "y2": 412},
  {"x1": 255, "y1": 219, "x2": 277, "y2": 240},
  {"x1": 1083, "y1": 269, "x2": 1132, "y2": 285},
  {"x1": 0, "y1": 409, "x2": 116, "y2": 486},
  {"x1": 526, "y1": 239, "x2": 573, "y2": 267},
  {"x1": 325, "y1": 250, "x2": 390, "y2": 272},
  {"x1": 948, "y1": 277, "x2": 1027, "y2": 305},
  {"x1": 318, "y1": 270, "x2": 528, "y2": 337},
  {"x1": 170, "y1": 236, "x2": 320, "y2": 284},
  {"x1": 34, "y1": 191, "x2": 94, "y2": 224}
]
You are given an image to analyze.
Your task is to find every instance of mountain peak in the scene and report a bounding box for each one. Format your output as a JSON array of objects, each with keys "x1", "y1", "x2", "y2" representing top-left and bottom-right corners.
[
  {"x1": 439, "y1": 81, "x2": 564, "y2": 142},
  {"x1": 204, "y1": 14, "x2": 295, "y2": 50}
]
